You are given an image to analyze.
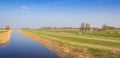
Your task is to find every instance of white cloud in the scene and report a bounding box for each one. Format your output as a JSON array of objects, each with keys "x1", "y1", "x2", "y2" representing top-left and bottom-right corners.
[
  {"x1": 21, "y1": 6, "x2": 30, "y2": 10},
  {"x1": 17, "y1": 6, "x2": 31, "y2": 13}
]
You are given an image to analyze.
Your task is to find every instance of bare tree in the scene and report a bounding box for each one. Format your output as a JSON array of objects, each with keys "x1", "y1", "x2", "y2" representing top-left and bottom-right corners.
[
  {"x1": 80, "y1": 23, "x2": 85, "y2": 31},
  {"x1": 86, "y1": 23, "x2": 91, "y2": 31},
  {"x1": 102, "y1": 24, "x2": 108, "y2": 31},
  {"x1": 5, "y1": 25, "x2": 11, "y2": 30}
]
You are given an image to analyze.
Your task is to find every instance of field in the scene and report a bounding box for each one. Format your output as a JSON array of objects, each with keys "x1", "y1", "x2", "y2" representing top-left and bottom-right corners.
[
  {"x1": 21, "y1": 29, "x2": 120, "y2": 58},
  {"x1": 0, "y1": 30, "x2": 12, "y2": 45}
]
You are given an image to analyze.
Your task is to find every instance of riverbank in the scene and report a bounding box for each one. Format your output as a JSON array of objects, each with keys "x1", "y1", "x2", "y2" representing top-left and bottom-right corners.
[
  {"x1": 0, "y1": 30, "x2": 12, "y2": 45},
  {"x1": 19, "y1": 29, "x2": 92, "y2": 58}
]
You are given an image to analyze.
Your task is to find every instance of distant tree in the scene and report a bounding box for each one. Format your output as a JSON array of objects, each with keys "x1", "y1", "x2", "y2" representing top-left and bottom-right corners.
[
  {"x1": 93, "y1": 27, "x2": 99, "y2": 31},
  {"x1": 5, "y1": 25, "x2": 10, "y2": 30},
  {"x1": 102, "y1": 24, "x2": 109, "y2": 31},
  {"x1": 53, "y1": 27, "x2": 56, "y2": 30},
  {"x1": 80, "y1": 23, "x2": 85, "y2": 31},
  {"x1": 86, "y1": 23, "x2": 91, "y2": 31},
  {"x1": 108, "y1": 26, "x2": 115, "y2": 30},
  {"x1": 102, "y1": 24, "x2": 115, "y2": 31}
]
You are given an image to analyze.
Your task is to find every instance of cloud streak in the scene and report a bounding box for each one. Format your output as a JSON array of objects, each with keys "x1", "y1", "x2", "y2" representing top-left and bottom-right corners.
[{"x1": 21, "y1": 6, "x2": 30, "y2": 10}]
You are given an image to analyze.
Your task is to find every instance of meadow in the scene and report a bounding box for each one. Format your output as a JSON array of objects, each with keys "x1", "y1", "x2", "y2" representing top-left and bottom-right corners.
[{"x1": 22, "y1": 29, "x2": 120, "y2": 58}]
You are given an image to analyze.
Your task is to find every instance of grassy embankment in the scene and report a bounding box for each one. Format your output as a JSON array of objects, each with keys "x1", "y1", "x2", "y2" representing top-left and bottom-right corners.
[
  {"x1": 0, "y1": 30, "x2": 12, "y2": 45},
  {"x1": 21, "y1": 29, "x2": 120, "y2": 58}
]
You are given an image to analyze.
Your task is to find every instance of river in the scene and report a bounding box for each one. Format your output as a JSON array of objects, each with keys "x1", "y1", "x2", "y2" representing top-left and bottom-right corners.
[{"x1": 0, "y1": 30, "x2": 59, "y2": 58}]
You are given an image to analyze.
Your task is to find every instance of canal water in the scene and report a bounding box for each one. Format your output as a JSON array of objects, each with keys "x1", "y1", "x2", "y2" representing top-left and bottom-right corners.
[{"x1": 0, "y1": 30, "x2": 59, "y2": 58}]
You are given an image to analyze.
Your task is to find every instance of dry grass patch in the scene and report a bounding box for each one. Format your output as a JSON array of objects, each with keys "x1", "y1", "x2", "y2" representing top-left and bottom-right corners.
[{"x1": 0, "y1": 30, "x2": 12, "y2": 45}]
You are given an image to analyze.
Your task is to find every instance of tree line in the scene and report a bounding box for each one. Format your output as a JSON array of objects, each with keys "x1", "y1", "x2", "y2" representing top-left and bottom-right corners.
[
  {"x1": 80, "y1": 23, "x2": 116, "y2": 31},
  {"x1": 0, "y1": 25, "x2": 11, "y2": 30}
]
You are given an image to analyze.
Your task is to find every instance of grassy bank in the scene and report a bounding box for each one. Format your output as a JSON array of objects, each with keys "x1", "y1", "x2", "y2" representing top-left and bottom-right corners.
[
  {"x1": 0, "y1": 30, "x2": 12, "y2": 45},
  {"x1": 21, "y1": 29, "x2": 120, "y2": 58},
  {"x1": 47, "y1": 30, "x2": 120, "y2": 41}
]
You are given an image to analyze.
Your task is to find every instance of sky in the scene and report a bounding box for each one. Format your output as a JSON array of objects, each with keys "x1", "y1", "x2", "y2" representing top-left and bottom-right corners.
[{"x1": 0, "y1": 0, "x2": 120, "y2": 28}]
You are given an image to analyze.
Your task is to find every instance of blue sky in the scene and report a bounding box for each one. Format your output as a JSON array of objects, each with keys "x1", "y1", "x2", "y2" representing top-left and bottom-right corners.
[{"x1": 0, "y1": 0, "x2": 120, "y2": 28}]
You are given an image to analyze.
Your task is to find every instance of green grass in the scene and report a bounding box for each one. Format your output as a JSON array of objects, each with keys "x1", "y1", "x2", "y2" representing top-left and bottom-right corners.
[
  {"x1": 42, "y1": 31, "x2": 120, "y2": 41},
  {"x1": 46, "y1": 30, "x2": 120, "y2": 37},
  {"x1": 89, "y1": 48, "x2": 120, "y2": 58},
  {"x1": 24, "y1": 30, "x2": 120, "y2": 48},
  {"x1": 47, "y1": 30, "x2": 120, "y2": 41},
  {"x1": 53, "y1": 32, "x2": 120, "y2": 41},
  {"x1": 83, "y1": 35, "x2": 120, "y2": 41},
  {"x1": 23, "y1": 29, "x2": 120, "y2": 58},
  {"x1": 81, "y1": 31, "x2": 120, "y2": 37}
]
